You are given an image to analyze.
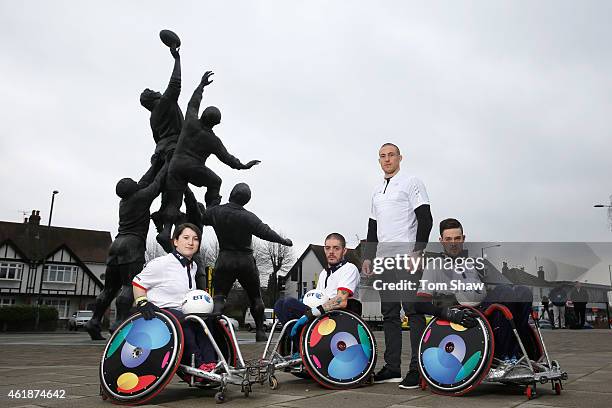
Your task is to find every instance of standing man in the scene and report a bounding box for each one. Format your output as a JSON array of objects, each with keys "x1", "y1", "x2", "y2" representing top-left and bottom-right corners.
[
  {"x1": 541, "y1": 295, "x2": 554, "y2": 328},
  {"x1": 549, "y1": 285, "x2": 568, "y2": 329},
  {"x1": 362, "y1": 143, "x2": 433, "y2": 388},
  {"x1": 570, "y1": 281, "x2": 589, "y2": 329}
]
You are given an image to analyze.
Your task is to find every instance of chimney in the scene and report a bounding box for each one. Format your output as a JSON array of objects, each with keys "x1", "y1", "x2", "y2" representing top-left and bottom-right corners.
[
  {"x1": 538, "y1": 266, "x2": 545, "y2": 281},
  {"x1": 28, "y1": 210, "x2": 41, "y2": 226}
]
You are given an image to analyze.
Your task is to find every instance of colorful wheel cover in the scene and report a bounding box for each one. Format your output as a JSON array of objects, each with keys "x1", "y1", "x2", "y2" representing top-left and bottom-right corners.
[
  {"x1": 418, "y1": 307, "x2": 493, "y2": 395},
  {"x1": 301, "y1": 310, "x2": 376, "y2": 388},
  {"x1": 100, "y1": 310, "x2": 183, "y2": 403}
]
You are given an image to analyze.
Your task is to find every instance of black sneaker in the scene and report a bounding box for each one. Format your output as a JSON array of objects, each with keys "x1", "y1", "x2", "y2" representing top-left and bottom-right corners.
[
  {"x1": 373, "y1": 366, "x2": 402, "y2": 383},
  {"x1": 398, "y1": 369, "x2": 420, "y2": 389}
]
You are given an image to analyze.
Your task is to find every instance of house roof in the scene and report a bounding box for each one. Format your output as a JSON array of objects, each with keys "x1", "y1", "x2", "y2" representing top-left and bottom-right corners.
[
  {"x1": 503, "y1": 267, "x2": 551, "y2": 287},
  {"x1": 280, "y1": 243, "x2": 363, "y2": 279},
  {"x1": 0, "y1": 220, "x2": 112, "y2": 264},
  {"x1": 481, "y1": 259, "x2": 512, "y2": 285}
]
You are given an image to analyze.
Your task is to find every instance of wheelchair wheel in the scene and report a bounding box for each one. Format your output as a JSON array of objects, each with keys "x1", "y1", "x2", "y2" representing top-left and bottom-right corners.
[
  {"x1": 100, "y1": 310, "x2": 183, "y2": 405},
  {"x1": 417, "y1": 306, "x2": 494, "y2": 396},
  {"x1": 300, "y1": 309, "x2": 377, "y2": 389}
]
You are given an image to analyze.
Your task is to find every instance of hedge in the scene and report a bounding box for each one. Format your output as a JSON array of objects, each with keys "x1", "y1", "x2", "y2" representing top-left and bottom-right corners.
[{"x1": 0, "y1": 305, "x2": 59, "y2": 331}]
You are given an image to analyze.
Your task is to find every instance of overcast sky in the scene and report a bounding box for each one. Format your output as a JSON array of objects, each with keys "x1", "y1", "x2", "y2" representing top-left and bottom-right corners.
[{"x1": 2, "y1": 1, "x2": 612, "y2": 257}]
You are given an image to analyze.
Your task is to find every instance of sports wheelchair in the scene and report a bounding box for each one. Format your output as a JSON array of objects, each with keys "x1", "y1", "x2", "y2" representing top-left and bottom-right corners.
[
  {"x1": 99, "y1": 309, "x2": 278, "y2": 405},
  {"x1": 417, "y1": 304, "x2": 568, "y2": 400},
  {"x1": 262, "y1": 306, "x2": 378, "y2": 389}
]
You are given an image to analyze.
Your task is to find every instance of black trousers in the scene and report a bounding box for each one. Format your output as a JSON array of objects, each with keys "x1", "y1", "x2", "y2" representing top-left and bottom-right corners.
[
  {"x1": 574, "y1": 303, "x2": 587, "y2": 328},
  {"x1": 380, "y1": 301, "x2": 425, "y2": 373},
  {"x1": 166, "y1": 309, "x2": 216, "y2": 366},
  {"x1": 379, "y1": 267, "x2": 425, "y2": 373}
]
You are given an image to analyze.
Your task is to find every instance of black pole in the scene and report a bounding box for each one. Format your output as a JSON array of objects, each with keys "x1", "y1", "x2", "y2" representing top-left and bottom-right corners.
[
  {"x1": 48, "y1": 190, "x2": 59, "y2": 227},
  {"x1": 36, "y1": 190, "x2": 59, "y2": 330}
]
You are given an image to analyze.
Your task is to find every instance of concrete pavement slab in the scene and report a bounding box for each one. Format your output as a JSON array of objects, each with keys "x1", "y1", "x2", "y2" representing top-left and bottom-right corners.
[
  {"x1": 275, "y1": 390, "x2": 422, "y2": 408},
  {"x1": 1, "y1": 329, "x2": 611, "y2": 407}
]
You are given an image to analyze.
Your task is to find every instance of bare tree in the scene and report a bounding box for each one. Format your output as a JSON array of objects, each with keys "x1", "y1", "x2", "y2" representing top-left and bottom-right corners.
[
  {"x1": 145, "y1": 239, "x2": 166, "y2": 263},
  {"x1": 199, "y1": 236, "x2": 219, "y2": 268},
  {"x1": 253, "y1": 238, "x2": 295, "y2": 304}
]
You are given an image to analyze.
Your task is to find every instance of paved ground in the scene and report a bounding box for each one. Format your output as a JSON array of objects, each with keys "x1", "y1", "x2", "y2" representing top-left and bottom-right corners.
[{"x1": 0, "y1": 329, "x2": 610, "y2": 408}]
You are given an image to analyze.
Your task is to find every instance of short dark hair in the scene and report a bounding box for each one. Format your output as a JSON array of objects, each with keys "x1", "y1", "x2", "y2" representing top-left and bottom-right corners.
[
  {"x1": 325, "y1": 232, "x2": 346, "y2": 248},
  {"x1": 439, "y1": 218, "x2": 463, "y2": 236},
  {"x1": 173, "y1": 223, "x2": 202, "y2": 248},
  {"x1": 380, "y1": 143, "x2": 400, "y2": 155}
]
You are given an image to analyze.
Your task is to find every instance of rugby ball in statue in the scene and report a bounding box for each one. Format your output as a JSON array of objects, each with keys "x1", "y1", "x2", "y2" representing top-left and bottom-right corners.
[{"x1": 159, "y1": 29, "x2": 181, "y2": 48}]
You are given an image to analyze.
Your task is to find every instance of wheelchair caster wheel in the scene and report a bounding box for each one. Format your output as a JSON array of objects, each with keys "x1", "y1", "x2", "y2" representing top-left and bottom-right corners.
[
  {"x1": 420, "y1": 378, "x2": 427, "y2": 391},
  {"x1": 215, "y1": 391, "x2": 225, "y2": 404},
  {"x1": 269, "y1": 375, "x2": 279, "y2": 390},
  {"x1": 525, "y1": 385, "x2": 536, "y2": 400},
  {"x1": 555, "y1": 382, "x2": 562, "y2": 395}
]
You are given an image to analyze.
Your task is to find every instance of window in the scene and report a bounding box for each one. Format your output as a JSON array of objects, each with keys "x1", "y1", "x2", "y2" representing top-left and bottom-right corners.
[
  {"x1": 0, "y1": 262, "x2": 24, "y2": 280},
  {"x1": 44, "y1": 299, "x2": 70, "y2": 318},
  {"x1": 0, "y1": 298, "x2": 16, "y2": 306},
  {"x1": 44, "y1": 264, "x2": 78, "y2": 283},
  {"x1": 302, "y1": 282, "x2": 308, "y2": 296}
]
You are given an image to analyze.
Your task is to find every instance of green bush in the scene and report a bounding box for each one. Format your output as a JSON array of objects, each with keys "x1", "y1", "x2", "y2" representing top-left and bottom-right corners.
[
  {"x1": 0, "y1": 305, "x2": 58, "y2": 331},
  {"x1": 0, "y1": 305, "x2": 36, "y2": 322},
  {"x1": 38, "y1": 306, "x2": 58, "y2": 322}
]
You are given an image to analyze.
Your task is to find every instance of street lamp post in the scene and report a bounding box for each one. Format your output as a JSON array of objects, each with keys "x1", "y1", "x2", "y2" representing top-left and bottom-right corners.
[
  {"x1": 36, "y1": 190, "x2": 59, "y2": 330},
  {"x1": 481, "y1": 244, "x2": 501, "y2": 259},
  {"x1": 48, "y1": 190, "x2": 59, "y2": 227},
  {"x1": 608, "y1": 265, "x2": 612, "y2": 330}
]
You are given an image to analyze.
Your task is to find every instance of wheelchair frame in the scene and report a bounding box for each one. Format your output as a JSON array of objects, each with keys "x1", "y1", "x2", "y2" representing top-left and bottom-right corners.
[
  {"x1": 176, "y1": 313, "x2": 280, "y2": 403},
  {"x1": 479, "y1": 304, "x2": 568, "y2": 399},
  {"x1": 262, "y1": 311, "x2": 378, "y2": 388},
  {"x1": 100, "y1": 311, "x2": 280, "y2": 405},
  {"x1": 419, "y1": 304, "x2": 568, "y2": 400}
]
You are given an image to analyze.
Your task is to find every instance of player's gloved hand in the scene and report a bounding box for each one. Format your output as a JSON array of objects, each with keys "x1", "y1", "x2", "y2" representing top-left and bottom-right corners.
[
  {"x1": 282, "y1": 238, "x2": 293, "y2": 247},
  {"x1": 136, "y1": 297, "x2": 159, "y2": 320},
  {"x1": 290, "y1": 315, "x2": 308, "y2": 338},
  {"x1": 441, "y1": 307, "x2": 478, "y2": 328}
]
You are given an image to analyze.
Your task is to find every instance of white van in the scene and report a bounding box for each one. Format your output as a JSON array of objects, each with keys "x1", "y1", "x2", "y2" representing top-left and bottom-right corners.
[{"x1": 244, "y1": 308, "x2": 276, "y2": 331}]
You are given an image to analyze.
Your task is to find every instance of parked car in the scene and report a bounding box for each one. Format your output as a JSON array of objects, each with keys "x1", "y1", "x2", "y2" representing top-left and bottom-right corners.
[
  {"x1": 244, "y1": 308, "x2": 277, "y2": 331},
  {"x1": 68, "y1": 310, "x2": 93, "y2": 331},
  {"x1": 221, "y1": 317, "x2": 239, "y2": 331}
]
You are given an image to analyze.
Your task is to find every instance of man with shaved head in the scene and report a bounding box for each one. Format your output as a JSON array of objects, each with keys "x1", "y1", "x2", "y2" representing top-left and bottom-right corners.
[{"x1": 363, "y1": 142, "x2": 433, "y2": 388}]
